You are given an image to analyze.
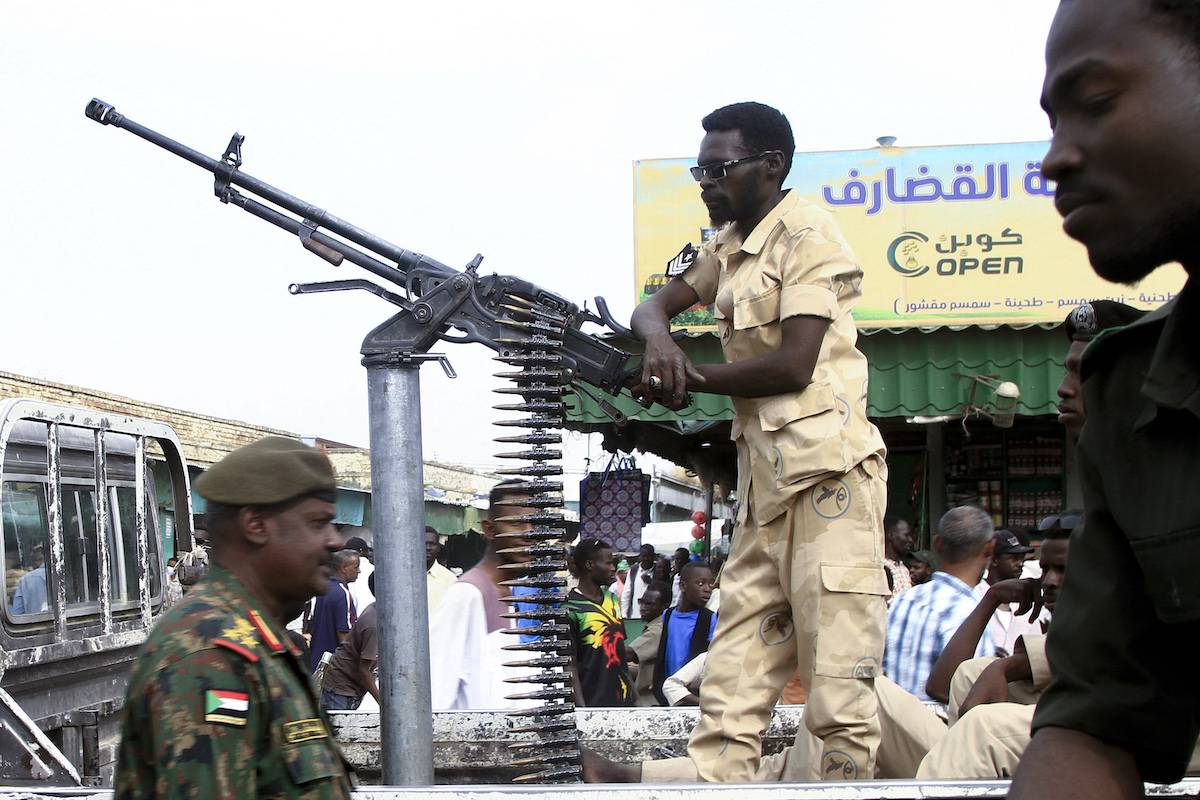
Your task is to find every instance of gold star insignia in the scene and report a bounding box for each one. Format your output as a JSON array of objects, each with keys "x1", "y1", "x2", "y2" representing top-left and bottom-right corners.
[{"x1": 220, "y1": 617, "x2": 259, "y2": 650}]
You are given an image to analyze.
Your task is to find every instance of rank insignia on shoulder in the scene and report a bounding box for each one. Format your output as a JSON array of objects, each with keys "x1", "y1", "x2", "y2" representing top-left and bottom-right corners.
[
  {"x1": 205, "y1": 689, "x2": 250, "y2": 726},
  {"x1": 283, "y1": 718, "x2": 328, "y2": 743},
  {"x1": 247, "y1": 608, "x2": 285, "y2": 653},
  {"x1": 665, "y1": 242, "x2": 698, "y2": 277},
  {"x1": 213, "y1": 617, "x2": 261, "y2": 662}
]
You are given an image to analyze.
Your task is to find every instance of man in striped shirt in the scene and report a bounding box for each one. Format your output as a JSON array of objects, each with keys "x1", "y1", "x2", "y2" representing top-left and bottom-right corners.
[{"x1": 884, "y1": 507, "x2": 997, "y2": 701}]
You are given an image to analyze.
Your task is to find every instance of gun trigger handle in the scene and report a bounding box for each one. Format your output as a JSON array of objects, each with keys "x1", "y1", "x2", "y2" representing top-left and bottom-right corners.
[{"x1": 302, "y1": 236, "x2": 345, "y2": 266}]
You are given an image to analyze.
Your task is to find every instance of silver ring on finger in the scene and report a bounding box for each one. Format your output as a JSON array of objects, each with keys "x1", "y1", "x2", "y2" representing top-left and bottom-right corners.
[{"x1": 648, "y1": 375, "x2": 663, "y2": 391}]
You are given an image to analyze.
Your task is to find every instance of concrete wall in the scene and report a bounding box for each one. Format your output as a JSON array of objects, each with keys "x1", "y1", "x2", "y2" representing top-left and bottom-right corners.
[
  {"x1": 0, "y1": 370, "x2": 501, "y2": 514},
  {"x1": 0, "y1": 371, "x2": 293, "y2": 468}
]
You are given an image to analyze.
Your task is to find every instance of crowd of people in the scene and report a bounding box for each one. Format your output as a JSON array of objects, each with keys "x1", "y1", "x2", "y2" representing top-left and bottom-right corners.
[{"x1": 112, "y1": 2, "x2": 1198, "y2": 797}]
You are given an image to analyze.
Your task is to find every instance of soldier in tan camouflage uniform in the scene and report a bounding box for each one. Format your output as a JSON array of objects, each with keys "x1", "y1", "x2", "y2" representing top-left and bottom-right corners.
[
  {"x1": 586, "y1": 102, "x2": 889, "y2": 784},
  {"x1": 115, "y1": 437, "x2": 353, "y2": 799}
]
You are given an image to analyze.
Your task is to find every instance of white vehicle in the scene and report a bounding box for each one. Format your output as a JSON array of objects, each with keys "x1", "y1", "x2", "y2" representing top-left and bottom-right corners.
[{"x1": 0, "y1": 398, "x2": 192, "y2": 786}]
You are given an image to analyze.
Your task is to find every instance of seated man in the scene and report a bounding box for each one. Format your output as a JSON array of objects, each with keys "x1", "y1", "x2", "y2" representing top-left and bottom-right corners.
[
  {"x1": 917, "y1": 525, "x2": 1077, "y2": 778},
  {"x1": 974, "y1": 530, "x2": 1039, "y2": 658},
  {"x1": 11, "y1": 545, "x2": 47, "y2": 614},
  {"x1": 884, "y1": 506, "x2": 996, "y2": 701},
  {"x1": 904, "y1": 549, "x2": 937, "y2": 586},
  {"x1": 626, "y1": 581, "x2": 671, "y2": 705},
  {"x1": 925, "y1": 572, "x2": 1045, "y2": 708},
  {"x1": 914, "y1": 526, "x2": 1200, "y2": 782},
  {"x1": 662, "y1": 651, "x2": 706, "y2": 707}
]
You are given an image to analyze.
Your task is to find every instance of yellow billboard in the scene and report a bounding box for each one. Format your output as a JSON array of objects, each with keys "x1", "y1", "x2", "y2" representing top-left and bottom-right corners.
[{"x1": 634, "y1": 141, "x2": 1185, "y2": 329}]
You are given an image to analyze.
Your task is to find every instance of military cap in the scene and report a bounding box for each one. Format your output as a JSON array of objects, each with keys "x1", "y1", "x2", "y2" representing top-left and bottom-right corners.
[
  {"x1": 194, "y1": 436, "x2": 336, "y2": 506},
  {"x1": 1064, "y1": 300, "x2": 1146, "y2": 342}
]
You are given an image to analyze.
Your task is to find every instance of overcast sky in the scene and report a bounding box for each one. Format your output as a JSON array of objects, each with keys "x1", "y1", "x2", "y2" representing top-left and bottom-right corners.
[{"x1": 1, "y1": 1, "x2": 1059, "y2": 479}]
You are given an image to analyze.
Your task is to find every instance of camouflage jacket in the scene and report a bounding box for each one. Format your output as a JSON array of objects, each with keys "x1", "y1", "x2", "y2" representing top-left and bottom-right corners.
[{"x1": 115, "y1": 565, "x2": 354, "y2": 799}]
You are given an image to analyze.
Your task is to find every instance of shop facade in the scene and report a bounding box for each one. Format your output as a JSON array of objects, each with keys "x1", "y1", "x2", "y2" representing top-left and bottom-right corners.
[
  {"x1": 565, "y1": 322, "x2": 1073, "y2": 548},
  {"x1": 601, "y1": 137, "x2": 1185, "y2": 549}
]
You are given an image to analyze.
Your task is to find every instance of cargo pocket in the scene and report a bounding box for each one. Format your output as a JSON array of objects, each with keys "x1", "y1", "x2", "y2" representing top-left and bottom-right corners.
[
  {"x1": 758, "y1": 384, "x2": 846, "y2": 486},
  {"x1": 1130, "y1": 526, "x2": 1200, "y2": 624},
  {"x1": 283, "y1": 740, "x2": 345, "y2": 787},
  {"x1": 813, "y1": 562, "x2": 889, "y2": 679}
]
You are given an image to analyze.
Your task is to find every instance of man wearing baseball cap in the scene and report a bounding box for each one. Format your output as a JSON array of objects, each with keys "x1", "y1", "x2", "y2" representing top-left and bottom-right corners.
[
  {"x1": 115, "y1": 437, "x2": 352, "y2": 798},
  {"x1": 976, "y1": 531, "x2": 1039, "y2": 658}
]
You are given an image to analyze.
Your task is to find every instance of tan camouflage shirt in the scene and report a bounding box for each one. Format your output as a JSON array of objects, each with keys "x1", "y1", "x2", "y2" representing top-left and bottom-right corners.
[
  {"x1": 680, "y1": 190, "x2": 886, "y2": 524},
  {"x1": 115, "y1": 565, "x2": 353, "y2": 799}
]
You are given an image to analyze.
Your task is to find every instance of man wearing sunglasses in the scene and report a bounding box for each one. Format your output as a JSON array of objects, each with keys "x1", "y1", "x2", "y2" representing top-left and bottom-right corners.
[{"x1": 593, "y1": 101, "x2": 888, "y2": 784}]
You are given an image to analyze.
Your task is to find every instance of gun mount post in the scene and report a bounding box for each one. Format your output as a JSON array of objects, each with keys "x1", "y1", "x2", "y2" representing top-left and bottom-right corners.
[
  {"x1": 84, "y1": 98, "x2": 664, "y2": 786},
  {"x1": 361, "y1": 311, "x2": 455, "y2": 786}
]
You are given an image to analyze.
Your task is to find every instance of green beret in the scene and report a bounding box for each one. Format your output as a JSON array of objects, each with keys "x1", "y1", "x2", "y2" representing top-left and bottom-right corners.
[{"x1": 194, "y1": 436, "x2": 336, "y2": 506}]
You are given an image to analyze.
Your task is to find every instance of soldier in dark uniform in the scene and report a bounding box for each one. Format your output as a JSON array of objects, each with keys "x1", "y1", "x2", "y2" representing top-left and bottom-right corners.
[
  {"x1": 115, "y1": 437, "x2": 353, "y2": 799},
  {"x1": 1056, "y1": 300, "x2": 1145, "y2": 443},
  {"x1": 1011, "y1": 1, "x2": 1200, "y2": 797}
]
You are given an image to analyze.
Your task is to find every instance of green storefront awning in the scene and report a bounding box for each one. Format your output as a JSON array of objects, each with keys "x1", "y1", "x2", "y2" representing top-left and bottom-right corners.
[
  {"x1": 564, "y1": 326, "x2": 1066, "y2": 424},
  {"x1": 563, "y1": 333, "x2": 733, "y2": 429},
  {"x1": 860, "y1": 325, "x2": 1066, "y2": 417}
]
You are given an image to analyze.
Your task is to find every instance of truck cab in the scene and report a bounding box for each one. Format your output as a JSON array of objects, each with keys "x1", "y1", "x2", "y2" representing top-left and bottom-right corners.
[{"x1": 0, "y1": 398, "x2": 193, "y2": 785}]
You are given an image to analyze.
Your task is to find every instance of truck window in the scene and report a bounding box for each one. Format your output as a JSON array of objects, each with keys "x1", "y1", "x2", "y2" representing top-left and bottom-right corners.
[
  {"x1": 3, "y1": 482, "x2": 50, "y2": 616},
  {"x1": 111, "y1": 486, "x2": 162, "y2": 604},
  {"x1": 2, "y1": 421, "x2": 164, "y2": 621},
  {"x1": 61, "y1": 484, "x2": 100, "y2": 609}
]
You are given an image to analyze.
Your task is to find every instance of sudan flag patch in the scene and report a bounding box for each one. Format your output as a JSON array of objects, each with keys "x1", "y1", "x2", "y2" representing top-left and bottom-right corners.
[{"x1": 204, "y1": 689, "x2": 250, "y2": 726}]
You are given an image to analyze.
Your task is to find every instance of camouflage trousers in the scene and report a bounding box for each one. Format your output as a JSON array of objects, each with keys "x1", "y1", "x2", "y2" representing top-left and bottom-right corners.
[{"x1": 643, "y1": 456, "x2": 889, "y2": 783}]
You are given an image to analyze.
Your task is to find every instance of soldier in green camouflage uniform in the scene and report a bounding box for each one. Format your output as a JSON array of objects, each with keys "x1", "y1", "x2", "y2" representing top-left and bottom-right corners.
[{"x1": 116, "y1": 437, "x2": 353, "y2": 799}]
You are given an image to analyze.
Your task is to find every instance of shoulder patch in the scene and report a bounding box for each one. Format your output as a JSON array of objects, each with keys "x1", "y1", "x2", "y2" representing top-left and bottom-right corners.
[
  {"x1": 205, "y1": 689, "x2": 250, "y2": 726},
  {"x1": 665, "y1": 242, "x2": 698, "y2": 277},
  {"x1": 283, "y1": 718, "x2": 328, "y2": 743}
]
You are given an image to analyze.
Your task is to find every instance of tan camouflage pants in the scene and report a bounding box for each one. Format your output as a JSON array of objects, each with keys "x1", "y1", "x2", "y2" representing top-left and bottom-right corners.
[
  {"x1": 756, "y1": 675, "x2": 947, "y2": 780},
  {"x1": 643, "y1": 457, "x2": 890, "y2": 783}
]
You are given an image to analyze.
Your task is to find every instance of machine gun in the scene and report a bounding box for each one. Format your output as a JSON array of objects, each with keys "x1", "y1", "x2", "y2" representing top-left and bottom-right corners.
[
  {"x1": 84, "y1": 98, "x2": 649, "y2": 424},
  {"x1": 85, "y1": 98, "x2": 673, "y2": 786}
]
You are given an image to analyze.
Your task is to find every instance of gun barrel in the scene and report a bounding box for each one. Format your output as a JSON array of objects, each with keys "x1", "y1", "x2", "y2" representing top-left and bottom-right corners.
[
  {"x1": 84, "y1": 98, "x2": 451, "y2": 284},
  {"x1": 85, "y1": 98, "x2": 632, "y2": 395}
]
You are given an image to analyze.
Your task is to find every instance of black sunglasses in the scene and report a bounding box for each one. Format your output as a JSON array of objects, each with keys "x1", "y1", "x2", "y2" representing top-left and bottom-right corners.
[
  {"x1": 690, "y1": 151, "x2": 779, "y2": 182},
  {"x1": 1038, "y1": 514, "x2": 1082, "y2": 532}
]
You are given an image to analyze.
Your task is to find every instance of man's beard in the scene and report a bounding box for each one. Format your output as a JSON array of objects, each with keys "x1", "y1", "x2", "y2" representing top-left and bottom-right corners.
[{"x1": 706, "y1": 199, "x2": 735, "y2": 226}]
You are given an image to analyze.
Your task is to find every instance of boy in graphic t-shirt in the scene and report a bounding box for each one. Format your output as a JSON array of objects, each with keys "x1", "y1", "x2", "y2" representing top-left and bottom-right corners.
[{"x1": 654, "y1": 561, "x2": 717, "y2": 705}]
